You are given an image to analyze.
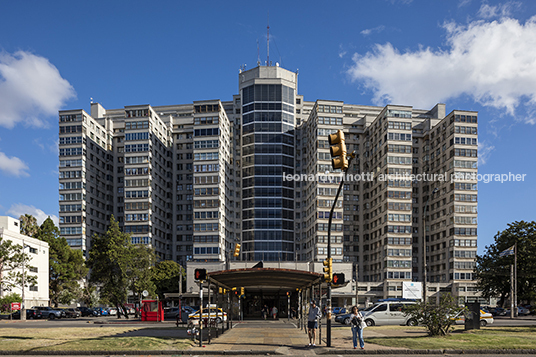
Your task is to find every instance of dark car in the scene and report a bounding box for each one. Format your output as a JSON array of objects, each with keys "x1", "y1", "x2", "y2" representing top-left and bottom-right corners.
[
  {"x1": 31, "y1": 306, "x2": 63, "y2": 319},
  {"x1": 11, "y1": 309, "x2": 40, "y2": 320},
  {"x1": 78, "y1": 307, "x2": 97, "y2": 317},
  {"x1": 63, "y1": 308, "x2": 81, "y2": 318},
  {"x1": 334, "y1": 312, "x2": 353, "y2": 325}
]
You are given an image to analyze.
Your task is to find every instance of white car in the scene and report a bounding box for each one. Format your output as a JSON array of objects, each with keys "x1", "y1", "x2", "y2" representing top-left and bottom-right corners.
[
  {"x1": 452, "y1": 309, "x2": 494, "y2": 326},
  {"x1": 188, "y1": 307, "x2": 227, "y2": 323}
]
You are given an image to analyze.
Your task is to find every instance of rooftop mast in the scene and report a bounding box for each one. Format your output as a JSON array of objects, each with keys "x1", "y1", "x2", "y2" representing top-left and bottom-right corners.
[{"x1": 267, "y1": 13, "x2": 270, "y2": 66}]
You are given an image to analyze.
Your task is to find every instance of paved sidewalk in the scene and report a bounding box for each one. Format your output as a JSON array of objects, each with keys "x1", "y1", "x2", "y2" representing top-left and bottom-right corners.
[{"x1": 187, "y1": 319, "x2": 420, "y2": 354}]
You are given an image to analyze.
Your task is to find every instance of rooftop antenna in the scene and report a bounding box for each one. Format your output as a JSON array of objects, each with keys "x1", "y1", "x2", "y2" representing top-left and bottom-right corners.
[
  {"x1": 257, "y1": 39, "x2": 261, "y2": 66},
  {"x1": 267, "y1": 12, "x2": 270, "y2": 66}
]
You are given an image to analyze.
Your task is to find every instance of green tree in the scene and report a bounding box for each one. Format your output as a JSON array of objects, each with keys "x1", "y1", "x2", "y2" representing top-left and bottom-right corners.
[
  {"x1": 87, "y1": 216, "x2": 132, "y2": 319},
  {"x1": 19, "y1": 214, "x2": 39, "y2": 237},
  {"x1": 0, "y1": 236, "x2": 37, "y2": 296},
  {"x1": 151, "y1": 260, "x2": 184, "y2": 298},
  {"x1": 35, "y1": 218, "x2": 88, "y2": 307},
  {"x1": 0, "y1": 293, "x2": 22, "y2": 313},
  {"x1": 404, "y1": 294, "x2": 467, "y2": 336},
  {"x1": 127, "y1": 245, "x2": 156, "y2": 317},
  {"x1": 475, "y1": 221, "x2": 536, "y2": 306}
]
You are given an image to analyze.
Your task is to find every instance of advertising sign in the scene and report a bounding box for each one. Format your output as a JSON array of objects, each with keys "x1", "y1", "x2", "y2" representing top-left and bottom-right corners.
[
  {"x1": 402, "y1": 282, "x2": 422, "y2": 300},
  {"x1": 11, "y1": 302, "x2": 21, "y2": 311}
]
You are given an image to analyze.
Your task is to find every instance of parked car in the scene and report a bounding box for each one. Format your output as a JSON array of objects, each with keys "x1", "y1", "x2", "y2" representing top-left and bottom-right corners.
[
  {"x1": 188, "y1": 306, "x2": 227, "y2": 323},
  {"x1": 107, "y1": 308, "x2": 117, "y2": 316},
  {"x1": 334, "y1": 312, "x2": 353, "y2": 325},
  {"x1": 94, "y1": 307, "x2": 108, "y2": 316},
  {"x1": 164, "y1": 307, "x2": 180, "y2": 320},
  {"x1": 32, "y1": 306, "x2": 63, "y2": 319},
  {"x1": 488, "y1": 307, "x2": 507, "y2": 316},
  {"x1": 10, "y1": 309, "x2": 40, "y2": 320},
  {"x1": 361, "y1": 300, "x2": 417, "y2": 326},
  {"x1": 505, "y1": 306, "x2": 531, "y2": 316},
  {"x1": 332, "y1": 307, "x2": 347, "y2": 315},
  {"x1": 78, "y1": 307, "x2": 98, "y2": 317},
  {"x1": 64, "y1": 308, "x2": 81, "y2": 318}
]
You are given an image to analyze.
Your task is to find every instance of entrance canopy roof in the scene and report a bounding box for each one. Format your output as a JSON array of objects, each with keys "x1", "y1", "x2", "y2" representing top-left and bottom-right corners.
[{"x1": 207, "y1": 268, "x2": 324, "y2": 291}]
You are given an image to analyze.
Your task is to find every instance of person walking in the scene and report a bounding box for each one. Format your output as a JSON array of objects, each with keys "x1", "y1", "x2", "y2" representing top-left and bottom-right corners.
[
  {"x1": 262, "y1": 305, "x2": 268, "y2": 320},
  {"x1": 272, "y1": 306, "x2": 278, "y2": 319},
  {"x1": 307, "y1": 300, "x2": 322, "y2": 347},
  {"x1": 350, "y1": 305, "x2": 365, "y2": 349}
]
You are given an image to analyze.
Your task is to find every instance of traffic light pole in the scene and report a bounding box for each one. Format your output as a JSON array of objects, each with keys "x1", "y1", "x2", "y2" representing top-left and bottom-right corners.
[{"x1": 326, "y1": 154, "x2": 355, "y2": 347}]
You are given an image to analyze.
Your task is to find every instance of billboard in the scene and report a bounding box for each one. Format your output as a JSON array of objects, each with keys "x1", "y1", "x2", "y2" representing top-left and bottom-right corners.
[{"x1": 402, "y1": 282, "x2": 422, "y2": 300}]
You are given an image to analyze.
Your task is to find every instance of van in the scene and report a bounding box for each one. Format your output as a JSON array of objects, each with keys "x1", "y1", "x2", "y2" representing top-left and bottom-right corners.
[{"x1": 361, "y1": 300, "x2": 417, "y2": 326}]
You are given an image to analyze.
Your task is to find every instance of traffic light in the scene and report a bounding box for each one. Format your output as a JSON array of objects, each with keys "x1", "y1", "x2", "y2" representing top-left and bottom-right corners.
[
  {"x1": 323, "y1": 258, "x2": 333, "y2": 282},
  {"x1": 240, "y1": 287, "x2": 245, "y2": 297},
  {"x1": 332, "y1": 273, "x2": 345, "y2": 285},
  {"x1": 233, "y1": 243, "x2": 241, "y2": 257},
  {"x1": 328, "y1": 130, "x2": 348, "y2": 170},
  {"x1": 194, "y1": 268, "x2": 207, "y2": 281}
]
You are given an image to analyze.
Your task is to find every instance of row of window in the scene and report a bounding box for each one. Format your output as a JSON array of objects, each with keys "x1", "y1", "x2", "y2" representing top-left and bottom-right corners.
[
  {"x1": 194, "y1": 246, "x2": 220, "y2": 255},
  {"x1": 59, "y1": 216, "x2": 82, "y2": 224},
  {"x1": 60, "y1": 159, "x2": 82, "y2": 167},
  {"x1": 454, "y1": 148, "x2": 477, "y2": 157},
  {"x1": 451, "y1": 228, "x2": 478, "y2": 236},
  {"x1": 454, "y1": 183, "x2": 477, "y2": 191},
  {"x1": 451, "y1": 239, "x2": 477, "y2": 247},
  {"x1": 194, "y1": 116, "x2": 219, "y2": 125},
  {"x1": 454, "y1": 114, "x2": 477, "y2": 123},
  {"x1": 59, "y1": 182, "x2": 83, "y2": 190},
  {"x1": 454, "y1": 216, "x2": 478, "y2": 225},
  {"x1": 387, "y1": 260, "x2": 411, "y2": 268},
  {"x1": 193, "y1": 164, "x2": 220, "y2": 172},
  {"x1": 318, "y1": 211, "x2": 342, "y2": 219},
  {"x1": 388, "y1": 214, "x2": 411, "y2": 222},
  {"x1": 388, "y1": 144, "x2": 412, "y2": 153},
  {"x1": 194, "y1": 211, "x2": 219, "y2": 219},
  {"x1": 318, "y1": 117, "x2": 343, "y2": 125},
  {"x1": 125, "y1": 144, "x2": 150, "y2": 152},
  {"x1": 453, "y1": 160, "x2": 477, "y2": 169},
  {"x1": 131, "y1": 237, "x2": 150, "y2": 244},
  {"x1": 194, "y1": 152, "x2": 218, "y2": 161},
  {"x1": 125, "y1": 179, "x2": 149, "y2": 187},
  {"x1": 317, "y1": 223, "x2": 343, "y2": 231},
  {"x1": 59, "y1": 136, "x2": 83, "y2": 145},
  {"x1": 126, "y1": 109, "x2": 149, "y2": 118},
  {"x1": 59, "y1": 170, "x2": 83, "y2": 179},
  {"x1": 60, "y1": 204, "x2": 82, "y2": 212},
  {"x1": 317, "y1": 247, "x2": 343, "y2": 255},
  {"x1": 194, "y1": 128, "x2": 219, "y2": 136},
  {"x1": 386, "y1": 237, "x2": 412, "y2": 245},
  {"x1": 194, "y1": 199, "x2": 220, "y2": 208},
  {"x1": 385, "y1": 271, "x2": 412, "y2": 279},
  {"x1": 59, "y1": 125, "x2": 82, "y2": 134},
  {"x1": 386, "y1": 225, "x2": 412, "y2": 234},
  {"x1": 125, "y1": 214, "x2": 149, "y2": 221},
  {"x1": 388, "y1": 121, "x2": 412, "y2": 130},
  {"x1": 125, "y1": 120, "x2": 149, "y2": 130},
  {"x1": 61, "y1": 227, "x2": 83, "y2": 235},
  {"x1": 125, "y1": 190, "x2": 149, "y2": 198},
  {"x1": 387, "y1": 133, "x2": 412, "y2": 141},
  {"x1": 387, "y1": 180, "x2": 412, "y2": 188},
  {"x1": 388, "y1": 202, "x2": 412, "y2": 211},
  {"x1": 125, "y1": 202, "x2": 150, "y2": 210},
  {"x1": 454, "y1": 137, "x2": 477, "y2": 145},
  {"x1": 125, "y1": 132, "x2": 149, "y2": 141},
  {"x1": 194, "y1": 223, "x2": 219, "y2": 231},
  {"x1": 387, "y1": 191, "x2": 412, "y2": 199},
  {"x1": 194, "y1": 140, "x2": 219, "y2": 149},
  {"x1": 194, "y1": 187, "x2": 219, "y2": 196},
  {"x1": 193, "y1": 235, "x2": 219, "y2": 242},
  {"x1": 454, "y1": 205, "x2": 477, "y2": 213},
  {"x1": 123, "y1": 225, "x2": 150, "y2": 233},
  {"x1": 387, "y1": 156, "x2": 412, "y2": 165},
  {"x1": 125, "y1": 167, "x2": 149, "y2": 176},
  {"x1": 317, "y1": 105, "x2": 342, "y2": 114},
  {"x1": 454, "y1": 194, "x2": 477, "y2": 202},
  {"x1": 454, "y1": 126, "x2": 477, "y2": 134},
  {"x1": 60, "y1": 114, "x2": 83, "y2": 122},
  {"x1": 125, "y1": 156, "x2": 149, "y2": 164},
  {"x1": 59, "y1": 193, "x2": 84, "y2": 201}
]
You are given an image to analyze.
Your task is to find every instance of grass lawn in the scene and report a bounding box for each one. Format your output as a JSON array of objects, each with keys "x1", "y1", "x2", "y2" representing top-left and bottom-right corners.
[
  {"x1": 365, "y1": 326, "x2": 536, "y2": 350},
  {"x1": 0, "y1": 327, "x2": 192, "y2": 351}
]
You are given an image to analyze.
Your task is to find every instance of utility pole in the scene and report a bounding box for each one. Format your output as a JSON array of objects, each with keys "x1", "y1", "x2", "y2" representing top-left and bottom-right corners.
[{"x1": 21, "y1": 240, "x2": 26, "y2": 321}]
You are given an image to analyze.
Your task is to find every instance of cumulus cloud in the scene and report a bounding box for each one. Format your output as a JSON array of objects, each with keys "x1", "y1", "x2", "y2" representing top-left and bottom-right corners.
[
  {"x1": 478, "y1": 141, "x2": 495, "y2": 165},
  {"x1": 361, "y1": 25, "x2": 386, "y2": 36},
  {"x1": 0, "y1": 151, "x2": 29, "y2": 177},
  {"x1": 7, "y1": 203, "x2": 59, "y2": 226},
  {"x1": 0, "y1": 51, "x2": 76, "y2": 129},
  {"x1": 347, "y1": 16, "x2": 536, "y2": 122}
]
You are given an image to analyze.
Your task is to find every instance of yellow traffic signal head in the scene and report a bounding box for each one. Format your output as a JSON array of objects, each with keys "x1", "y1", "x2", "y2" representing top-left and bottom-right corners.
[
  {"x1": 328, "y1": 130, "x2": 348, "y2": 170},
  {"x1": 323, "y1": 258, "x2": 333, "y2": 282},
  {"x1": 233, "y1": 243, "x2": 241, "y2": 257}
]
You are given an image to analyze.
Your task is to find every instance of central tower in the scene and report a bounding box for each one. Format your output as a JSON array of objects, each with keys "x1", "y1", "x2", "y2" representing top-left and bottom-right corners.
[{"x1": 239, "y1": 66, "x2": 297, "y2": 261}]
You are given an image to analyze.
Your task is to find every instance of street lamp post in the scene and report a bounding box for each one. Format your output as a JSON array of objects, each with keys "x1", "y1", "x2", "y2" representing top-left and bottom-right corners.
[
  {"x1": 422, "y1": 187, "x2": 438, "y2": 303},
  {"x1": 21, "y1": 241, "x2": 27, "y2": 322}
]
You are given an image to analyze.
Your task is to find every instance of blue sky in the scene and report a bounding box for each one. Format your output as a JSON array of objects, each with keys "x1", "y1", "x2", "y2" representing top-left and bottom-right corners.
[{"x1": 0, "y1": 0, "x2": 535, "y2": 255}]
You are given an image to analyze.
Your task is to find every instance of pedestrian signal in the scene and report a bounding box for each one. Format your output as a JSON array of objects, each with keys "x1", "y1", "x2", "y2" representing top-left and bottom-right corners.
[
  {"x1": 332, "y1": 273, "x2": 345, "y2": 285},
  {"x1": 194, "y1": 268, "x2": 207, "y2": 281}
]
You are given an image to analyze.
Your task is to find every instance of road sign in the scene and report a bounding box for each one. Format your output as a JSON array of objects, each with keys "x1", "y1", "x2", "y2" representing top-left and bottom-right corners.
[{"x1": 11, "y1": 302, "x2": 21, "y2": 311}]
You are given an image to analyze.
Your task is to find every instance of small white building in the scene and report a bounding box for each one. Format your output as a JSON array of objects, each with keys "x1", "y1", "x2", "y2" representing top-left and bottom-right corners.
[{"x1": 0, "y1": 216, "x2": 49, "y2": 307}]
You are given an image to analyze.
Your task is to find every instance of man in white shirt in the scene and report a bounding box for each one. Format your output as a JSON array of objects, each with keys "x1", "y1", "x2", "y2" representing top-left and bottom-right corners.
[{"x1": 307, "y1": 300, "x2": 322, "y2": 347}]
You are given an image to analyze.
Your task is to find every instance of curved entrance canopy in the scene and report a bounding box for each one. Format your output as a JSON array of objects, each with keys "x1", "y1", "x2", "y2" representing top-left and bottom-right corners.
[{"x1": 207, "y1": 268, "x2": 324, "y2": 291}]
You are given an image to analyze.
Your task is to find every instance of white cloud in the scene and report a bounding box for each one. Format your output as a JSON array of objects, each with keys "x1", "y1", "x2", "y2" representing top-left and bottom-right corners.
[
  {"x1": 0, "y1": 51, "x2": 76, "y2": 129},
  {"x1": 478, "y1": 141, "x2": 495, "y2": 165},
  {"x1": 0, "y1": 151, "x2": 29, "y2": 177},
  {"x1": 347, "y1": 16, "x2": 536, "y2": 123},
  {"x1": 7, "y1": 203, "x2": 59, "y2": 227},
  {"x1": 361, "y1": 26, "x2": 386, "y2": 36},
  {"x1": 477, "y1": 2, "x2": 521, "y2": 19}
]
